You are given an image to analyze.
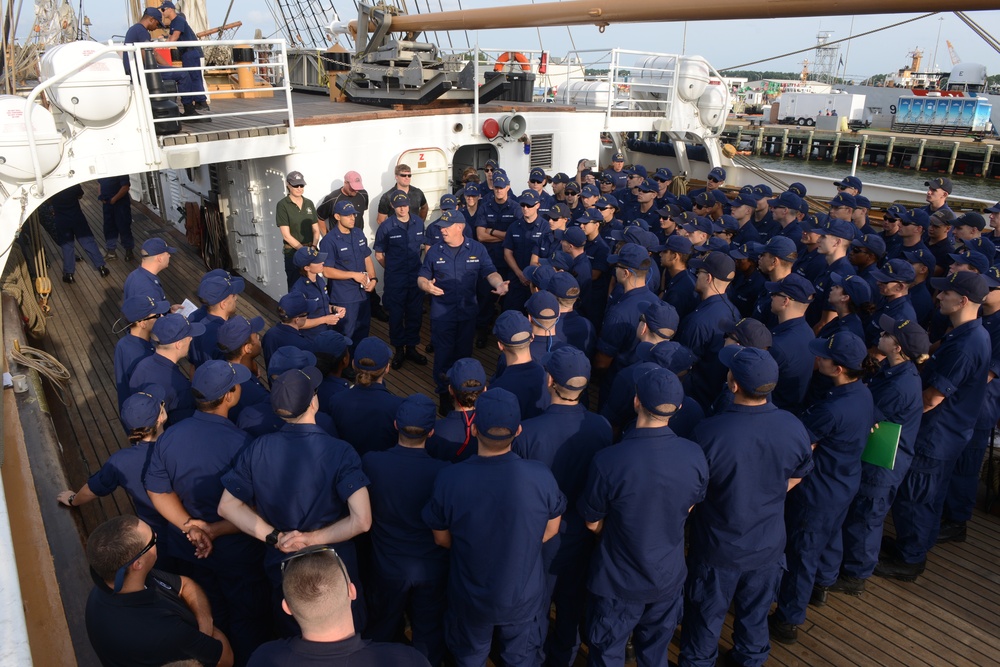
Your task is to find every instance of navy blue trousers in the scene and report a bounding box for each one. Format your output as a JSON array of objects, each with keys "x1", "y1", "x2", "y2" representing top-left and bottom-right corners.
[
  {"x1": 585, "y1": 590, "x2": 683, "y2": 667},
  {"x1": 445, "y1": 607, "x2": 543, "y2": 667},
  {"x1": 431, "y1": 318, "x2": 475, "y2": 394},
  {"x1": 334, "y1": 299, "x2": 371, "y2": 357},
  {"x1": 102, "y1": 197, "x2": 134, "y2": 251},
  {"x1": 179, "y1": 49, "x2": 207, "y2": 103},
  {"x1": 383, "y1": 275, "x2": 423, "y2": 347},
  {"x1": 775, "y1": 502, "x2": 849, "y2": 626},
  {"x1": 942, "y1": 427, "x2": 992, "y2": 523},
  {"x1": 892, "y1": 453, "x2": 959, "y2": 563},
  {"x1": 366, "y1": 574, "x2": 447, "y2": 666},
  {"x1": 679, "y1": 560, "x2": 784, "y2": 667},
  {"x1": 55, "y1": 212, "x2": 104, "y2": 273},
  {"x1": 541, "y1": 542, "x2": 591, "y2": 667},
  {"x1": 841, "y1": 461, "x2": 910, "y2": 579}
]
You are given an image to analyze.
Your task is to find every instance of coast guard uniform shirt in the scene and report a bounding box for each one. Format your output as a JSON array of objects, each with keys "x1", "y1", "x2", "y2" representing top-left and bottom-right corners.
[
  {"x1": 320, "y1": 227, "x2": 371, "y2": 305},
  {"x1": 327, "y1": 384, "x2": 405, "y2": 457},
  {"x1": 768, "y1": 317, "x2": 816, "y2": 412},
  {"x1": 124, "y1": 266, "x2": 168, "y2": 303},
  {"x1": 114, "y1": 334, "x2": 155, "y2": 409},
  {"x1": 87, "y1": 440, "x2": 165, "y2": 536},
  {"x1": 489, "y1": 360, "x2": 551, "y2": 421},
  {"x1": 128, "y1": 353, "x2": 194, "y2": 426},
  {"x1": 426, "y1": 410, "x2": 479, "y2": 462},
  {"x1": 261, "y1": 324, "x2": 315, "y2": 366},
  {"x1": 291, "y1": 275, "x2": 332, "y2": 339},
  {"x1": 419, "y1": 240, "x2": 497, "y2": 322}
]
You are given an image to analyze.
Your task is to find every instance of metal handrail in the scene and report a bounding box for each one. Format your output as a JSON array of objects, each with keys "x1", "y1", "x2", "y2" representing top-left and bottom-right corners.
[{"x1": 23, "y1": 38, "x2": 294, "y2": 198}]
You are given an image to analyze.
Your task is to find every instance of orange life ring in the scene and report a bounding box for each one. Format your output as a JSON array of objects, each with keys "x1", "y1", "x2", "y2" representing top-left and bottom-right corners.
[{"x1": 494, "y1": 51, "x2": 531, "y2": 73}]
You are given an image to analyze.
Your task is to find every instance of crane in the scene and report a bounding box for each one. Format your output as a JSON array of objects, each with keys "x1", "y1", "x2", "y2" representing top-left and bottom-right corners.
[{"x1": 946, "y1": 40, "x2": 961, "y2": 65}]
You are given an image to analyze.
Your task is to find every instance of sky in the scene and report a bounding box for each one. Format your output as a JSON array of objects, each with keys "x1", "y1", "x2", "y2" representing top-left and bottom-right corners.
[{"x1": 31, "y1": 3, "x2": 1000, "y2": 82}]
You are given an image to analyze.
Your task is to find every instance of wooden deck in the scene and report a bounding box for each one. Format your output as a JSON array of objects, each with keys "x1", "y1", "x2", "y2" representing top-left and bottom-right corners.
[{"x1": 33, "y1": 183, "x2": 1000, "y2": 666}]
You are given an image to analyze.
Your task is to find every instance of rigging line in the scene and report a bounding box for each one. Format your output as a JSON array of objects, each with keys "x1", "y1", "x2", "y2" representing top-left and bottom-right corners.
[
  {"x1": 294, "y1": 0, "x2": 325, "y2": 47},
  {"x1": 435, "y1": 0, "x2": 454, "y2": 50},
  {"x1": 721, "y1": 12, "x2": 937, "y2": 72},
  {"x1": 955, "y1": 11, "x2": 1000, "y2": 54},
  {"x1": 219, "y1": 0, "x2": 236, "y2": 39},
  {"x1": 455, "y1": 0, "x2": 470, "y2": 49}
]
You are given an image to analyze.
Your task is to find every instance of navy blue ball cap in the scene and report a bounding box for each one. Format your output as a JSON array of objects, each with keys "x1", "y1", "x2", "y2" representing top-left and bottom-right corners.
[
  {"x1": 762, "y1": 236, "x2": 797, "y2": 262},
  {"x1": 492, "y1": 171, "x2": 510, "y2": 187},
  {"x1": 581, "y1": 184, "x2": 601, "y2": 198},
  {"x1": 948, "y1": 250, "x2": 989, "y2": 274},
  {"x1": 878, "y1": 314, "x2": 930, "y2": 359},
  {"x1": 808, "y1": 331, "x2": 868, "y2": 370},
  {"x1": 437, "y1": 209, "x2": 464, "y2": 227},
  {"x1": 985, "y1": 201, "x2": 1000, "y2": 214},
  {"x1": 689, "y1": 251, "x2": 736, "y2": 282},
  {"x1": 484, "y1": 158, "x2": 499, "y2": 169},
  {"x1": 903, "y1": 248, "x2": 936, "y2": 271},
  {"x1": 286, "y1": 171, "x2": 306, "y2": 187},
  {"x1": 192, "y1": 360, "x2": 252, "y2": 401},
  {"x1": 140, "y1": 237, "x2": 176, "y2": 257},
  {"x1": 546, "y1": 203, "x2": 571, "y2": 220},
  {"x1": 693, "y1": 237, "x2": 731, "y2": 254},
  {"x1": 574, "y1": 208, "x2": 603, "y2": 225},
  {"x1": 930, "y1": 270, "x2": 989, "y2": 304},
  {"x1": 121, "y1": 385, "x2": 165, "y2": 431},
  {"x1": 628, "y1": 164, "x2": 648, "y2": 178},
  {"x1": 765, "y1": 273, "x2": 815, "y2": 303},
  {"x1": 612, "y1": 152, "x2": 625, "y2": 162},
  {"x1": 551, "y1": 172, "x2": 571, "y2": 185},
  {"x1": 869, "y1": 259, "x2": 917, "y2": 284},
  {"x1": 827, "y1": 192, "x2": 857, "y2": 209},
  {"x1": 884, "y1": 203, "x2": 908, "y2": 220},
  {"x1": 724, "y1": 317, "x2": 772, "y2": 349},
  {"x1": 693, "y1": 192, "x2": 714, "y2": 208},
  {"x1": 657, "y1": 203, "x2": 682, "y2": 219},
  {"x1": 541, "y1": 346, "x2": 591, "y2": 390},
  {"x1": 732, "y1": 193, "x2": 757, "y2": 209},
  {"x1": 541, "y1": 251, "x2": 573, "y2": 271},
  {"x1": 718, "y1": 215, "x2": 740, "y2": 233},
  {"x1": 984, "y1": 265, "x2": 1000, "y2": 289},
  {"x1": 595, "y1": 195, "x2": 619, "y2": 210},
  {"x1": 523, "y1": 264, "x2": 555, "y2": 291},
  {"x1": 924, "y1": 176, "x2": 953, "y2": 194},
  {"x1": 271, "y1": 367, "x2": 322, "y2": 418},
  {"x1": 729, "y1": 242, "x2": 765, "y2": 261},
  {"x1": 462, "y1": 183, "x2": 481, "y2": 197},
  {"x1": 850, "y1": 233, "x2": 886, "y2": 258},
  {"x1": 607, "y1": 243, "x2": 652, "y2": 271},
  {"x1": 548, "y1": 271, "x2": 580, "y2": 299},
  {"x1": 564, "y1": 181, "x2": 581, "y2": 195},
  {"x1": 493, "y1": 310, "x2": 532, "y2": 346},
  {"x1": 642, "y1": 300, "x2": 679, "y2": 337},
  {"x1": 653, "y1": 167, "x2": 673, "y2": 181},
  {"x1": 526, "y1": 290, "x2": 560, "y2": 321},
  {"x1": 448, "y1": 358, "x2": 486, "y2": 390},
  {"x1": 475, "y1": 388, "x2": 521, "y2": 437},
  {"x1": 834, "y1": 175, "x2": 863, "y2": 192},
  {"x1": 719, "y1": 345, "x2": 779, "y2": 392},
  {"x1": 217, "y1": 315, "x2": 265, "y2": 353},
  {"x1": 635, "y1": 367, "x2": 683, "y2": 417},
  {"x1": 854, "y1": 195, "x2": 872, "y2": 210},
  {"x1": 395, "y1": 394, "x2": 438, "y2": 433},
  {"x1": 439, "y1": 194, "x2": 459, "y2": 211},
  {"x1": 831, "y1": 272, "x2": 872, "y2": 305},
  {"x1": 788, "y1": 182, "x2": 807, "y2": 197},
  {"x1": 353, "y1": 336, "x2": 392, "y2": 371},
  {"x1": 952, "y1": 212, "x2": 986, "y2": 231},
  {"x1": 638, "y1": 340, "x2": 697, "y2": 374},
  {"x1": 653, "y1": 234, "x2": 693, "y2": 255},
  {"x1": 121, "y1": 295, "x2": 169, "y2": 323},
  {"x1": 278, "y1": 292, "x2": 309, "y2": 319},
  {"x1": 197, "y1": 274, "x2": 246, "y2": 303},
  {"x1": 752, "y1": 184, "x2": 773, "y2": 199},
  {"x1": 814, "y1": 217, "x2": 856, "y2": 240},
  {"x1": 313, "y1": 330, "x2": 352, "y2": 358},
  {"x1": 390, "y1": 191, "x2": 410, "y2": 208},
  {"x1": 334, "y1": 200, "x2": 356, "y2": 216},
  {"x1": 768, "y1": 191, "x2": 802, "y2": 211},
  {"x1": 708, "y1": 167, "x2": 727, "y2": 181},
  {"x1": 268, "y1": 346, "x2": 317, "y2": 379},
  {"x1": 519, "y1": 189, "x2": 541, "y2": 206},
  {"x1": 293, "y1": 246, "x2": 328, "y2": 268},
  {"x1": 529, "y1": 167, "x2": 548, "y2": 183},
  {"x1": 637, "y1": 178, "x2": 658, "y2": 193},
  {"x1": 142, "y1": 7, "x2": 163, "y2": 24},
  {"x1": 151, "y1": 313, "x2": 205, "y2": 345},
  {"x1": 962, "y1": 237, "x2": 996, "y2": 263}
]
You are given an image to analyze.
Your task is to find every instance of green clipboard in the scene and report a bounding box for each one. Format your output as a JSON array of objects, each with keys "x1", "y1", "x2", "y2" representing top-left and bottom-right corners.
[{"x1": 862, "y1": 421, "x2": 902, "y2": 470}]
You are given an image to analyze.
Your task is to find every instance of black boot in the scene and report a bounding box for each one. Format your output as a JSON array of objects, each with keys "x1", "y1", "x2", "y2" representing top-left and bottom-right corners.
[
  {"x1": 391, "y1": 347, "x2": 405, "y2": 370},
  {"x1": 370, "y1": 291, "x2": 389, "y2": 322},
  {"x1": 873, "y1": 557, "x2": 924, "y2": 582},
  {"x1": 124, "y1": 248, "x2": 135, "y2": 261},
  {"x1": 99, "y1": 266, "x2": 110, "y2": 277},
  {"x1": 768, "y1": 615, "x2": 798, "y2": 645},
  {"x1": 183, "y1": 103, "x2": 211, "y2": 122},
  {"x1": 936, "y1": 520, "x2": 967, "y2": 543},
  {"x1": 62, "y1": 272, "x2": 75, "y2": 284},
  {"x1": 829, "y1": 575, "x2": 866, "y2": 596},
  {"x1": 809, "y1": 585, "x2": 828, "y2": 607},
  {"x1": 406, "y1": 346, "x2": 428, "y2": 365}
]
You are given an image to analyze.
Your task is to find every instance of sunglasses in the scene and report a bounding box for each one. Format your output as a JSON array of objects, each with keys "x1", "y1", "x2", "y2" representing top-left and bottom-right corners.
[
  {"x1": 483, "y1": 168, "x2": 494, "y2": 173},
  {"x1": 708, "y1": 177, "x2": 721, "y2": 183},
  {"x1": 529, "y1": 179, "x2": 544, "y2": 184},
  {"x1": 113, "y1": 531, "x2": 157, "y2": 593},
  {"x1": 398, "y1": 174, "x2": 412, "y2": 178},
  {"x1": 520, "y1": 202, "x2": 538, "y2": 208},
  {"x1": 280, "y1": 545, "x2": 351, "y2": 589},
  {"x1": 289, "y1": 184, "x2": 305, "y2": 189}
]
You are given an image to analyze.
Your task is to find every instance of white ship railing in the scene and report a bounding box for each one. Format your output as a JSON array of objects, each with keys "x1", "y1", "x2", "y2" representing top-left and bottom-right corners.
[{"x1": 24, "y1": 38, "x2": 294, "y2": 197}]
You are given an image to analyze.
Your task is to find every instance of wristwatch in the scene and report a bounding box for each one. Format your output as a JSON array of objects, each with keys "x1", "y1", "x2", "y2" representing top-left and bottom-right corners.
[{"x1": 265, "y1": 529, "x2": 280, "y2": 546}]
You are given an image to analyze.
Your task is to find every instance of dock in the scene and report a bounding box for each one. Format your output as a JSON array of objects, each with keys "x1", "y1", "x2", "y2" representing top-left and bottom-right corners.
[
  {"x1": 9, "y1": 182, "x2": 1000, "y2": 665},
  {"x1": 723, "y1": 120, "x2": 1000, "y2": 179}
]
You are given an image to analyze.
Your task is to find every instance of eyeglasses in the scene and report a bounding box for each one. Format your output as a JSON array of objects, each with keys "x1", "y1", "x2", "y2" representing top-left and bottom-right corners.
[
  {"x1": 113, "y1": 531, "x2": 157, "y2": 593},
  {"x1": 398, "y1": 174, "x2": 412, "y2": 178},
  {"x1": 483, "y1": 168, "x2": 494, "y2": 173},
  {"x1": 708, "y1": 177, "x2": 721, "y2": 183},
  {"x1": 280, "y1": 545, "x2": 351, "y2": 589},
  {"x1": 837, "y1": 185, "x2": 848, "y2": 191}
]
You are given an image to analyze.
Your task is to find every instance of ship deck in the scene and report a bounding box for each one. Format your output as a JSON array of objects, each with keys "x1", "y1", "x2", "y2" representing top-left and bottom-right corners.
[{"x1": 32, "y1": 182, "x2": 1000, "y2": 666}]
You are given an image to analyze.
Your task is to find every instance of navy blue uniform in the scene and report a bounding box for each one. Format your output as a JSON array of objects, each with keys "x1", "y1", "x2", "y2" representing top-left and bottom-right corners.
[
  {"x1": 236, "y1": 397, "x2": 338, "y2": 439},
  {"x1": 732, "y1": 223, "x2": 761, "y2": 247},
  {"x1": 502, "y1": 217, "x2": 551, "y2": 312},
  {"x1": 583, "y1": 237, "x2": 612, "y2": 329},
  {"x1": 374, "y1": 215, "x2": 426, "y2": 347},
  {"x1": 867, "y1": 296, "x2": 918, "y2": 348},
  {"x1": 419, "y1": 239, "x2": 498, "y2": 394},
  {"x1": 422, "y1": 452, "x2": 565, "y2": 667},
  {"x1": 595, "y1": 286, "x2": 656, "y2": 374},
  {"x1": 681, "y1": 403, "x2": 812, "y2": 667},
  {"x1": 362, "y1": 446, "x2": 450, "y2": 665},
  {"x1": 891, "y1": 318, "x2": 991, "y2": 563},
  {"x1": 426, "y1": 410, "x2": 478, "y2": 462},
  {"x1": 188, "y1": 313, "x2": 224, "y2": 367},
  {"x1": 909, "y1": 282, "x2": 934, "y2": 327},
  {"x1": 513, "y1": 405, "x2": 613, "y2": 666},
  {"x1": 476, "y1": 197, "x2": 522, "y2": 328},
  {"x1": 808, "y1": 257, "x2": 855, "y2": 326},
  {"x1": 114, "y1": 334, "x2": 155, "y2": 410},
  {"x1": 601, "y1": 361, "x2": 703, "y2": 440},
  {"x1": 728, "y1": 270, "x2": 765, "y2": 319},
  {"x1": 841, "y1": 360, "x2": 923, "y2": 580},
  {"x1": 87, "y1": 440, "x2": 166, "y2": 541},
  {"x1": 775, "y1": 381, "x2": 874, "y2": 626},
  {"x1": 769, "y1": 318, "x2": 815, "y2": 412},
  {"x1": 327, "y1": 383, "x2": 404, "y2": 456},
  {"x1": 165, "y1": 12, "x2": 207, "y2": 104},
  {"x1": 145, "y1": 412, "x2": 269, "y2": 663},
  {"x1": 97, "y1": 176, "x2": 134, "y2": 253},
  {"x1": 676, "y1": 294, "x2": 739, "y2": 410},
  {"x1": 320, "y1": 227, "x2": 372, "y2": 348},
  {"x1": 128, "y1": 354, "x2": 195, "y2": 426},
  {"x1": 291, "y1": 275, "x2": 333, "y2": 340},
  {"x1": 556, "y1": 310, "x2": 597, "y2": 358},
  {"x1": 230, "y1": 372, "x2": 269, "y2": 425},
  {"x1": 489, "y1": 360, "x2": 551, "y2": 420},
  {"x1": 661, "y1": 269, "x2": 699, "y2": 321},
  {"x1": 579, "y1": 426, "x2": 708, "y2": 667},
  {"x1": 317, "y1": 376, "x2": 351, "y2": 415},
  {"x1": 50, "y1": 185, "x2": 105, "y2": 275},
  {"x1": 261, "y1": 324, "x2": 315, "y2": 367},
  {"x1": 124, "y1": 267, "x2": 168, "y2": 304},
  {"x1": 221, "y1": 423, "x2": 370, "y2": 633}
]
